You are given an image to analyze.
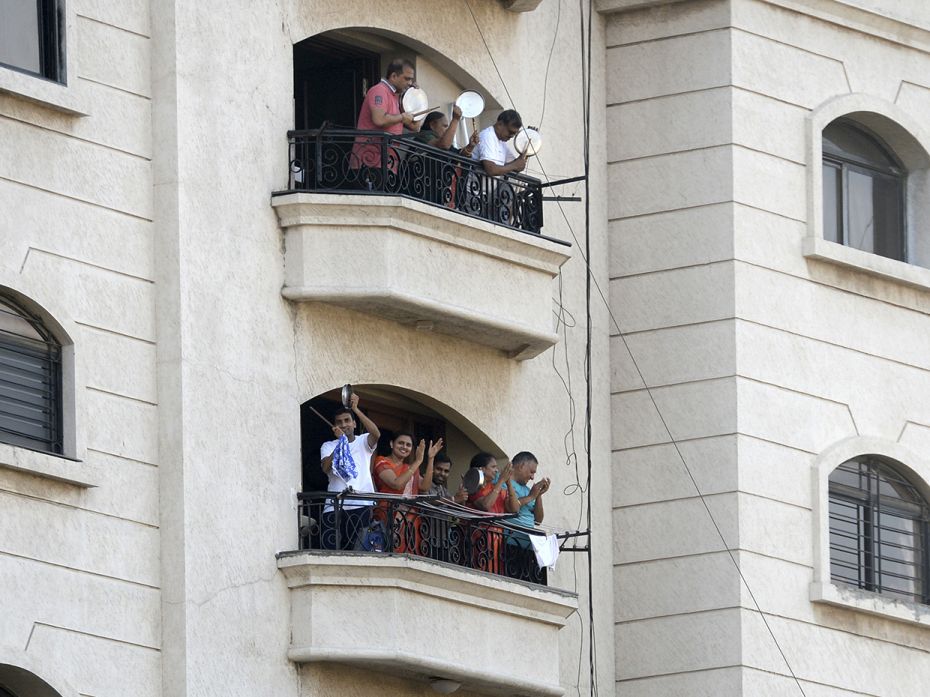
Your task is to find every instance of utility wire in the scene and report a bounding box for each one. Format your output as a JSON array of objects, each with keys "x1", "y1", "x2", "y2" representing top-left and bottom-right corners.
[{"x1": 462, "y1": 1, "x2": 807, "y2": 695}]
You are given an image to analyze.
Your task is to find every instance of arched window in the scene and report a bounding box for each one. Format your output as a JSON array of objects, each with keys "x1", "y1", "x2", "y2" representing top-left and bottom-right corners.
[
  {"x1": 0, "y1": 294, "x2": 62, "y2": 454},
  {"x1": 829, "y1": 456, "x2": 930, "y2": 603},
  {"x1": 0, "y1": 663, "x2": 66, "y2": 697},
  {"x1": 822, "y1": 119, "x2": 906, "y2": 261}
]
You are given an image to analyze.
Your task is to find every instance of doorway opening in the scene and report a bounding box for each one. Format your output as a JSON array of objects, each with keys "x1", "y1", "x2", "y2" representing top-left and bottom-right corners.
[
  {"x1": 293, "y1": 34, "x2": 380, "y2": 130},
  {"x1": 300, "y1": 385, "x2": 500, "y2": 493}
]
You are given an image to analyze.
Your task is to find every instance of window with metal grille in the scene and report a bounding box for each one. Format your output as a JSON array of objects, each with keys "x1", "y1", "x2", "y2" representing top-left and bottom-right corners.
[
  {"x1": 0, "y1": 294, "x2": 62, "y2": 454},
  {"x1": 829, "y1": 456, "x2": 930, "y2": 604},
  {"x1": 822, "y1": 119, "x2": 906, "y2": 262},
  {"x1": 0, "y1": 0, "x2": 65, "y2": 83}
]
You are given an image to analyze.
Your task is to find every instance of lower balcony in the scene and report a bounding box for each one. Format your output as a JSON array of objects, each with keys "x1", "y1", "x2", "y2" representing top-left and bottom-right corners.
[
  {"x1": 276, "y1": 492, "x2": 577, "y2": 696},
  {"x1": 271, "y1": 129, "x2": 572, "y2": 361}
]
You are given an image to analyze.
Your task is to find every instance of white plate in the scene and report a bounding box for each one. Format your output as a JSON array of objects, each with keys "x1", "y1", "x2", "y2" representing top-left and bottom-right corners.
[
  {"x1": 513, "y1": 127, "x2": 543, "y2": 156},
  {"x1": 455, "y1": 90, "x2": 485, "y2": 118},
  {"x1": 402, "y1": 87, "x2": 430, "y2": 121}
]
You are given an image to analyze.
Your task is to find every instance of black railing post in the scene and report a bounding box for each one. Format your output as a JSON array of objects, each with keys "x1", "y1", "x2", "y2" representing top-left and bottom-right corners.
[
  {"x1": 380, "y1": 135, "x2": 388, "y2": 193},
  {"x1": 314, "y1": 129, "x2": 323, "y2": 188}
]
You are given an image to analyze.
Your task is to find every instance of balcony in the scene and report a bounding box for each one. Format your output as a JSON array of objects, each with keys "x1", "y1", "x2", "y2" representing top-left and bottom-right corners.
[
  {"x1": 272, "y1": 129, "x2": 572, "y2": 360},
  {"x1": 276, "y1": 491, "x2": 577, "y2": 696}
]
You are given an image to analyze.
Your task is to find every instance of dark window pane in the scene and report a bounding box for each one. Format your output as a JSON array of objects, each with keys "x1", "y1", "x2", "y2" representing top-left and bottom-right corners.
[
  {"x1": 0, "y1": 0, "x2": 40, "y2": 73},
  {"x1": 829, "y1": 456, "x2": 929, "y2": 604},
  {"x1": 822, "y1": 119, "x2": 905, "y2": 262},
  {"x1": 824, "y1": 121, "x2": 899, "y2": 171},
  {"x1": 873, "y1": 173, "x2": 905, "y2": 261},
  {"x1": 0, "y1": 295, "x2": 61, "y2": 454},
  {"x1": 823, "y1": 163, "x2": 841, "y2": 243}
]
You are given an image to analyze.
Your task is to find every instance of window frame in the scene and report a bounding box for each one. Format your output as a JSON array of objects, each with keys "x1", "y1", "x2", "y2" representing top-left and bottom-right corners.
[
  {"x1": 811, "y1": 438, "x2": 930, "y2": 627},
  {"x1": 0, "y1": 0, "x2": 65, "y2": 83},
  {"x1": 821, "y1": 119, "x2": 907, "y2": 262},
  {"x1": 0, "y1": 293, "x2": 64, "y2": 456},
  {"x1": 828, "y1": 456, "x2": 930, "y2": 605}
]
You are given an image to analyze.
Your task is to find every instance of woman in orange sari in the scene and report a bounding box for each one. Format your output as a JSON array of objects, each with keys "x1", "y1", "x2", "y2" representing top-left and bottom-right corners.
[
  {"x1": 374, "y1": 434, "x2": 443, "y2": 555},
  {"x1": 466, "y1": 453, "x2": 515, "y2": 574}
]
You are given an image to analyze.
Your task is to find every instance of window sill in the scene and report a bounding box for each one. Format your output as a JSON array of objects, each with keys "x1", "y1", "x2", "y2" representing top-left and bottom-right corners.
[
  {"x1": 0, "y1": 66, "x2": 88, "y2": 116},
  {"x1": 0, "y1": 442, "x2": 93, "y2": 487},
  {"x1": 810, "y1": 581, "x2": 930, "y2": 628},
  {"x1": 803, "y1": 236, "x2": 930, "y2": 291}
]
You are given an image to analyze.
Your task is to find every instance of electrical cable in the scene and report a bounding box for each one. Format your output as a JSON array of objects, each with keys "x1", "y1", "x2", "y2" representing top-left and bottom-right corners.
[
  {"x1": 462, "y1": 1, "x2": 600, "y2": 692},
  {"x1": 537, "y1": 0, "x2": 562, "y2": 131},
  {"x1": 462, "y1": 1, "x2": 807, "y2": 695}
]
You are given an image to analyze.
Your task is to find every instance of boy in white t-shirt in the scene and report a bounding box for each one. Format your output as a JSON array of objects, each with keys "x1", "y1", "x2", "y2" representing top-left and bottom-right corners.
[{"x1": 319, "y1": 393, "x2": 381, "y2": 549}]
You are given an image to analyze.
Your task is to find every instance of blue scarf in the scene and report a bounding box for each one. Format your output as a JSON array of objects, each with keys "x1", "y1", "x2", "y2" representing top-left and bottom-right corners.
[{"x1": 331, "y1": 434, "x2": 358, "y2": 482}]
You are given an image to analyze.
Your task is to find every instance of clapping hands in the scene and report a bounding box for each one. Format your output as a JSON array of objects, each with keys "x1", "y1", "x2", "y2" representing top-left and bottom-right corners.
[{"x1": 531, "y1": 477, "x2": 551, "y2": 497}]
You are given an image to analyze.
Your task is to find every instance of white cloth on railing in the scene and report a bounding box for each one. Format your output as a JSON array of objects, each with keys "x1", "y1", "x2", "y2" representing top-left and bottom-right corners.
[{"x1": 530, "y1": 533, "x2": 560, "y2": 570}]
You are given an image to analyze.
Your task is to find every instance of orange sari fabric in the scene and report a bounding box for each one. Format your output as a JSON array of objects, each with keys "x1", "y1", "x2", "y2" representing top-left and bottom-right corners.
[
  {"x1": 466, "y1": 481, "x2": 506, "y2": 574},
  {"x1": 373, "y1": 456, "x2": 423, "y2": 555}
]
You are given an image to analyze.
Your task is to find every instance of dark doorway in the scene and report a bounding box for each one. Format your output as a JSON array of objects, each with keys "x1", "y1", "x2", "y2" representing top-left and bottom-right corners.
[{"x1": 293, "y1": 35, "x2": 381, "y2": 130}]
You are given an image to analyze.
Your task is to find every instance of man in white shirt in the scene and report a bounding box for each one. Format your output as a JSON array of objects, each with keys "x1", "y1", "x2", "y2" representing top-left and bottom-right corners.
[
  {"x1": 319, "y1": 393, "x2": 381, "y2": 549},
  {"x1": 471, "y1": 109, "x2": 529, "y2": 176}
]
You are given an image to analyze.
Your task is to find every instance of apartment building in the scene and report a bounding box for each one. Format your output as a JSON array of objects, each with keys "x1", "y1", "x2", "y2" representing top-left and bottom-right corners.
[{"x1": 1, "y1": 1, "x2": 929, "y2": 696}]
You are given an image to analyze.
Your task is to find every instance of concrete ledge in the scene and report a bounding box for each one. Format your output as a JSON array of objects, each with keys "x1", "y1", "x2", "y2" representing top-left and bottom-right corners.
[
  {"x1": 811, "y1": 581, "x2": 930, "y2": 628},
  {"x1": 0, "y1": 71, "x2": 89, "y2": 116},
  {"x1": 803, "y1": 236, "x2": 930, "y2": 292},
  {"x1": 0, "y1": 442, "x2": 93, "y2": 488},
  {"x1": 272, "y1": 193, "x2": 571, "y2": 360},
  {"x1": 278, "y1": 552, "x2": 577, "y2": 696}
]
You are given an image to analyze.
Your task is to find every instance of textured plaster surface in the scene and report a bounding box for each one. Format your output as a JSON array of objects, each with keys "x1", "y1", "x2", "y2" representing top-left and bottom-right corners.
[{"x1": 608, "y1": 0, "x2": 930, "y2": 694}]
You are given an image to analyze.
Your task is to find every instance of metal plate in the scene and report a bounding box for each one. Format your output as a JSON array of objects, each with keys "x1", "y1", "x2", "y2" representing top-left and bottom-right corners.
[
  {"x1": 341, "y1": 384, "x2": 353, "y2": 408},
  {"x1": 402, "y1": 87, "x2": 430, "y2": 121},
  {"x1": 455, "y1": 90, "x2": 485, "y2": 119},
  {"x1": 513, "y1": 127, "x2": 543, "y2": 156},
  {"x1": 462, "y1": 468, "x2": 485, "y2": 495}
]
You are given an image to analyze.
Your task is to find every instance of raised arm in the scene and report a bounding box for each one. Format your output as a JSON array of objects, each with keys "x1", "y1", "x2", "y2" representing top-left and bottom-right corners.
[
  {"x1": 434, "y1": 106, "x2": 463, "y2": 150},
  {"x1": 349, "y1": 393, "x2": 381, "y2": 449},
  {"x1": 474, "y1": 462, "x2": 512, "y2": 511},
  {"x1": 419, "y1": 438, "x2": 444, "y2": 493},
  {"x1": 507, "y1": 476, "x2": 551, "y2": 518},
  {"x1": 377, "y1": 440, "x2": 426, "y2": 490},
  {"x1": 534, "y1": 478, "x2": 550, "y2": 524}
]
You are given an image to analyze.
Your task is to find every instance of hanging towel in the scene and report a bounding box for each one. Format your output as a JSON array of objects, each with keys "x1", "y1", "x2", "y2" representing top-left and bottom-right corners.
[
  {"x1": 331, "y1": 434, "x2": 358, "y2": 482},
  {"x1": 529, "y1": 533, "x2": 560, "y2": 570}
]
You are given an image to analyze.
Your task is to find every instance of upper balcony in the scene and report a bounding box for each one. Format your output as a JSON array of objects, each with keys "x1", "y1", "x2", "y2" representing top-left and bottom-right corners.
[
  {"x1": 272, "y1": 129, "x2": 572, "y2": 360},
  {"x1": 277, "y1": 491, "x2": 577, "y2": 696}
]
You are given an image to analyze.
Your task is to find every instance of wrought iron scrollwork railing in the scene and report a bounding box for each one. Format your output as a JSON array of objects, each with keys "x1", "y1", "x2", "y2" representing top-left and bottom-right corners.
[
  {"x1": 285, "y1": 128, "x2": 544, "y2": 234},
  {"x1": 295, "y1": 490, "x2": 548, "y2": 586}
]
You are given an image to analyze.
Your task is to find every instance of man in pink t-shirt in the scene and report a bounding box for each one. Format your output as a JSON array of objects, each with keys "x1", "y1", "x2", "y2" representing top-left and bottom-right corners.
[{"x1": 351, "y1": 58, "x2": 421, "y2": 181}]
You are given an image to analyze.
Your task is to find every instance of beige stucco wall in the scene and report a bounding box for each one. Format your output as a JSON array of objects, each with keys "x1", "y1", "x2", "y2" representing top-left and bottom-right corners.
[
  {"x1": 150, "y1": 1, "x2": 613, "y2": 697},
  {"x1": 607, "y1": 0, "x2": 930, "y2": 695},
  {"x1": 1, "y1": 0, "x2": 613, "y2": 696},
  {"x1": 0, "y1": 0, "x2": 159, "y2": 695}
]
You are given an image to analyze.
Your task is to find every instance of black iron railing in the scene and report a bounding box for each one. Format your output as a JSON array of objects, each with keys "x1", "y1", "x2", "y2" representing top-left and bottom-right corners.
[
  {"x1": 295, "y1": 490, "x2": 547, "y2": 585},
  {"x1": 281, "y1": 128, "x2": 544, "y2": 234}
]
